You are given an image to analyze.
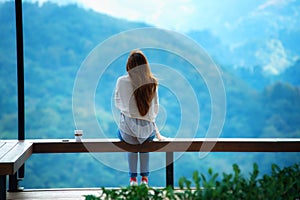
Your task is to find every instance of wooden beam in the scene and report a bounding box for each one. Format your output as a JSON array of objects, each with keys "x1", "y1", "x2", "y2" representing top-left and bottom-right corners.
[{"x1": 29, "y1": 138, "x2": 300, "y2": 153}]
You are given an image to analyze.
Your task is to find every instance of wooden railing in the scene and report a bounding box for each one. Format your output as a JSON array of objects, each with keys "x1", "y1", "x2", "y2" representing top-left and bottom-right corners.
[
  {"x1": 30, "y1": 138, "x2": 300, "y2": 153},
  {"x1": 1, "y1": 138, "x2": 300, "y2": 200}
]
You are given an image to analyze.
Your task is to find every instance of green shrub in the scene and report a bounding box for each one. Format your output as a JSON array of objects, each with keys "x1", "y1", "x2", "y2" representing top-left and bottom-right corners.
[{"x1": 85, "y1": 163, "x2": 300, "y2": 200}]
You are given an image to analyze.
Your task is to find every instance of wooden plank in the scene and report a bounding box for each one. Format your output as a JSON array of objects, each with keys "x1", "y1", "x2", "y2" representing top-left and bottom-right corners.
[
  {"x1": 187, "y1": 140, "x2": 300, "y2": 152},
  {"x1": 30, "y1": 139, "x2": 170, "y2": 153},
  {"x1": 0, "y1": 142, "x2": 6, "y2": 149},
  {"x1": 0, "y1": 142, "x2": 33, "y2": 175},
  {"x1": 7, "y1": 187, "x2": 200, "y2": 200},
  {"x1": 30, "y1": 138, "x2": 300, "y2": 153},
  {"x1": 0, "y1": 142, "x2": 18, "y2": 160},
  {"x1": 7, "y1": 188, "x2": 103, "y2": 200}
]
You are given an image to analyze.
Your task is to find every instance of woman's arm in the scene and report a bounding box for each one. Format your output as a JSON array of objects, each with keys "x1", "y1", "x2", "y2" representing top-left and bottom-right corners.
[{"x1": 155, "y1": 123, "x2": 166, "y2": 141}]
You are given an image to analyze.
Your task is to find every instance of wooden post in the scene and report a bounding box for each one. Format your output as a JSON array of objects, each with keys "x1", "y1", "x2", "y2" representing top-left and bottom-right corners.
[
  {"x1": 8, "y1": 173, "x2": 18, "y2": 192},
  {"x1": 166, "y1": 152, "x2": 174, "y2": 188},
  {"x1": 15, "y1": 0, "x2": 25, "y2": 186},
  {"x1": 15, "y1": 0, "x2": 25, "y2": 141},
  {"x1": 0, "y1": 175, "x2": 6, "y2": 200}
]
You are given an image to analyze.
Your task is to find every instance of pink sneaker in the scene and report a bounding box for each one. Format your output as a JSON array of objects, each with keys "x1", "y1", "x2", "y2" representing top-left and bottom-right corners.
[
  {"x1": 130, "y1": 177, "x2": 138, "y2": 186},
  {"x1": 141, "y1": 176, "x2": 148, "y2": 186}
]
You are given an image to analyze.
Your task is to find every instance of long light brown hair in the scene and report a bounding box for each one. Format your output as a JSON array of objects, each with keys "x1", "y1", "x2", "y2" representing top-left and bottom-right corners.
[{"x1": 126, "y1": 50, "x2": 157, "y2": 116}]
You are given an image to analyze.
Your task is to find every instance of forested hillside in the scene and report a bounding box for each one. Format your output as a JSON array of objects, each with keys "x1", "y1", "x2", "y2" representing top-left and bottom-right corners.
[{"x1": 0, "y1": 2, "x2": 299, "y2": 188}]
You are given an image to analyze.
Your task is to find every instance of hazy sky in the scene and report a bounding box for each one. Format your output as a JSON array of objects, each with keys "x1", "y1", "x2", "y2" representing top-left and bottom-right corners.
[
  {"x1": 2, "y1": 0, "x2": 294, "y2": 34},
  {"x1": 1, "y1": 0, "x2": 298, "y2": 74}
]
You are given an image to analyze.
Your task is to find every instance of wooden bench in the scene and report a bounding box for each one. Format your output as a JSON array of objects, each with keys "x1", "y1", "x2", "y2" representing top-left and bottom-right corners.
[
  {"x1": 1, "y1": 138, "x2": 300, "y2": 200},
  {"x1": 0, "y1": 141, "x2": 33, "y2": 200}
]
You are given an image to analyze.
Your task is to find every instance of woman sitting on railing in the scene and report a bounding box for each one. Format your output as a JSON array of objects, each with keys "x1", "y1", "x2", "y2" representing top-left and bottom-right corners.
[{"x1": 115, "y1": 49, "x2": 165, "y2": 186}]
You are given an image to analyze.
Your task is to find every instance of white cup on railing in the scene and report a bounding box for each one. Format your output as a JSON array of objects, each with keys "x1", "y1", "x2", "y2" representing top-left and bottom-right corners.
[{"x1": 74, "y1": 130, "x2": 83, "y2": 142}]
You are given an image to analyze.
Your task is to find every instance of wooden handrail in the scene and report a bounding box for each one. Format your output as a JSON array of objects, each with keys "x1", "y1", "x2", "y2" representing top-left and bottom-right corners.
[{"x1": 28, "y1": 138, "x2": 300, "y2": 153}]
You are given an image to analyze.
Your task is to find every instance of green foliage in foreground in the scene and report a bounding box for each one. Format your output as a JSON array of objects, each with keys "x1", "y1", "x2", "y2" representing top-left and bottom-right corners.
[{"x1": 85, "y1": 163, "x2": 300, "y2": 200}]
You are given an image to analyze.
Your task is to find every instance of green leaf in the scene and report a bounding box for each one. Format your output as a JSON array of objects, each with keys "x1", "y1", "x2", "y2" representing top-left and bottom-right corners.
[
  {"x1": 208, "y1": 167, "x2": 213, "y2": 175},
  {"x1": 84, "y1": 195, "x2": 100, "y2": 200},
  {"x1": 192, "y1": 171, "x2": 201, "y2": 189},
  {"x1": 178, "y1": 177, "x2": 186, "y2": 189},
  {"x1": 233, "y1": 164, "x2": 240, "y2": 175}
]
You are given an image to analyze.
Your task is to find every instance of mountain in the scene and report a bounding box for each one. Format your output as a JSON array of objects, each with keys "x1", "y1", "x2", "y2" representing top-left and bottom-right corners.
[
  {"x1": 188, "y1": 30, "x2": 300, "y2": 90},
  {"x1": 188, "y1": 0, "x2": 300, "y2": 89},
  {"x1": 0, "y1": 2, "x2": 299, "y2": 188}
]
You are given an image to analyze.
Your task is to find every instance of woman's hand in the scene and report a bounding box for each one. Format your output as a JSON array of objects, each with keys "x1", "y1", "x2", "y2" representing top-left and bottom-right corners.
[{"x1": 156, "y1": 132, "x2": 167, "y2": 141}]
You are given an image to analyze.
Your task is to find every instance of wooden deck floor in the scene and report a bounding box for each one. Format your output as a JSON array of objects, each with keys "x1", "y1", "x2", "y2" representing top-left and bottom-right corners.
[{"x1": 7, "y1": 188, "x2": 103, "y2": 200}]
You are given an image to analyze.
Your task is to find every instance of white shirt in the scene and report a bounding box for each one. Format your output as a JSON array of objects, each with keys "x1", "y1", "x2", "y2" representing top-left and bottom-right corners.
[{"x1": 115, "y1": 75, "x2": 159, "y2": 122}]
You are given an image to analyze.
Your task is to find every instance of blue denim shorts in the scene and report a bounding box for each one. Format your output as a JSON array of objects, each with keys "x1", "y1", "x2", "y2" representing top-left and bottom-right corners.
[{"x1": 117, "y1": 129, "x2": 155, "y2": 144}]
